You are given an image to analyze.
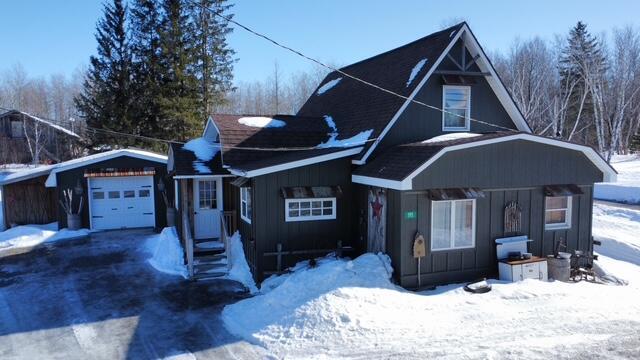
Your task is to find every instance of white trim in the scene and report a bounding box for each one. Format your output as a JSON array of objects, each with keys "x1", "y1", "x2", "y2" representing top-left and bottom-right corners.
[
  {"x1": 240, "y1": 187, "x2": 252, "y2": 224},
  {"x1": 0, "y1": 164, "x2": 56, "y2": 186},
  {"x1": 173, "y1": 174, "x2": 234, "y2": 179},
  {"x1": 229, "y1": 147, "x2": 363, "y2": 178},
  {"x1": 45, "y1": 149, "x2": 167, "y2": 188},
  {"x1": 352, "y1": 134, "x2": 617, "y2": 190},
  {"x1": 355, "y1": 24, "x2": 531, "y2": 165},
  {"x1": 203, "y1": 116, "x2": 221, "y2": 143},
  {"x1": 430, "y1": 198, "x2": 476, "y2": 251},
  {"x1": 442, "y1": 85, "x2": 471, "y2": 131},
  {"x1": 174, "y1": 179, "x2": 179, "y2": 211},
  {"x1": 544, "y1": 195, "x2": 572, "y2": 230},
  {"x1": 285, "y1": 197, "x2": 337, "y2": 222}
]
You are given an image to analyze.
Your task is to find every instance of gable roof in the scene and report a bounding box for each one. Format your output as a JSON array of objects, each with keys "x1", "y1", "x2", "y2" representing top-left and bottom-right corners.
[
  {"x1": 297, "y1": 22, "x2": 531, "y2": 164},
  {"x1": 169, "y1": 141, "x2": 227, "y2": 177},
  {"x1": 0, "y1": 110, "x2": 80, "y2": 138},
  {"x1": 352, "y1": 133, "x2": 617, "y2": 190},
  {"x1": 0, "y1": 164, "x2": 56, "y2": 186}
]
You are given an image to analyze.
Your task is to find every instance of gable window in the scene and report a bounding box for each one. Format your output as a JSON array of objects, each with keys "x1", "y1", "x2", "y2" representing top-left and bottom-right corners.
[
  {"x1": 431, "y1": 199, "x2": 476, "y2": 251},
  {"x1": 285, "y1": 198, "x2": 336, "y2": 222},
  {"x1": 545, "y1": 196, "x2": 572, "y2": 230},
  {"x1": 442, "y1": 85, "x2": 471, "y2": 131},
  {"x1": 10, "y1": 120, "x2": 24, "y2": 138},
  {"x1": 240, "y1": 187, "x2": 252, "y2": 224}
]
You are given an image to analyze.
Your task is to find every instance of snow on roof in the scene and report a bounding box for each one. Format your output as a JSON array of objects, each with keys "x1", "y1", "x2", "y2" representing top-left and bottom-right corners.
[
  {"x1": 324, "y1": 115, "x2": 337, "y2": 133},
  {"x1": 2, "y1": 110, "x2": 80, "y2": 138},
  {"x1": 317, "y1": 129, "x2": 373, "y2": 149},
  {"x1": 449, "y1": 29, "x2": 457, "y2": 38},
  {"x1": 238, "y1": 117, "x2": 287, "y2": 128},
  {"x1": 182, "y1": 137, "x2": 220, "y2": 174},
  {"x1": 406, "y1": 58, "x2": 428, "y2": 87},
  {"x1": 0, "y1": 164, "x2": 56, "y2": 185},
  {"x1": 421, "y1": 132, "x2": 481, "y2": 144},
  {"x1": 316, "y1": 77, "x2": 342, "y2": 95}
]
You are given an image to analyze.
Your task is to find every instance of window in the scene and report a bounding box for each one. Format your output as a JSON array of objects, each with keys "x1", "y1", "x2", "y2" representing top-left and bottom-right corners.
[
  {"x1": 198, "y1": 180, "x2": 217, "y2": 209},
  {"x1": 10, "y1": 120, "x2": 24, "y2": 138},
  {"x1": 285, "y1": 198, "x2": 336, "y2": 222},
  {"x1": 442, "y1": 85, "x2": 471, "y2": 131},
  {"x1": 108, "y1": 191, "x2": 120, "y2": 199},
  {"x1": 240, "y1": 187, "x2": 252, "y2": 224},
  {"x1": 431, "y1": 199, "x2": 476, "y2": 251},
  {"x1": 92, "y1": 191, "x2": 105, "y2": 200},
  {"x1": 123, "y1": 190, "x2": 135, "y2": 198},
  {"x1": 545, "y1": 196, "x2": 572, "y2": 230},
  {"x1": 139, "y1": 189, "x2": 150, "y2": 198}
]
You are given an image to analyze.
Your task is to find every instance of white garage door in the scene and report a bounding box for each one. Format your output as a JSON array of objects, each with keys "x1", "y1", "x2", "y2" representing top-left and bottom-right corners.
[{"x1": 89, "y1": 176, "x2": 156, "y2": 230}]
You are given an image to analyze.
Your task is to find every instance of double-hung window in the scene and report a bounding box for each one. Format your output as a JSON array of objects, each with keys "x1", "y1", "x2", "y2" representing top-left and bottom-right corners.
[
  {"x1": 431, "y1": 199, "x2": 476, "y2": 251},
  {"x1": 545, "y1": 196, "x2": 572, "y2": 230},
  {"x1": 240, "y1": 187, "x2": 252, "y2": 224},
  {"x1": 442, "y1": 85, "x2": 471, "y2": 131},
  {"x1": 285, "y1": 198, "x2": 336, "y2": 222}
]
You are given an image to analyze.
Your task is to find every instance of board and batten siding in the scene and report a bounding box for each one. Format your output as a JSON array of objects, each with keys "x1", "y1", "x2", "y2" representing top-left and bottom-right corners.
[
  {"x1": 394, "y1": 186, "x2": 594, "y2": 288},
  {"x1": 246, "y1": 157, "x2": 353, "y2": 281},
  {"x1": 373, "y1": 39, "x2": 519, "y2": 158}
]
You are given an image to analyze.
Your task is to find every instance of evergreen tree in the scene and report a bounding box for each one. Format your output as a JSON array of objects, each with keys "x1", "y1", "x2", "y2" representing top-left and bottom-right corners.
[
  {"x1": 75, "y1": 0, "x2": 132, "y2": 148},
  {"x1": 189, "y1": 0, "x2": 236, "y2": 118}
]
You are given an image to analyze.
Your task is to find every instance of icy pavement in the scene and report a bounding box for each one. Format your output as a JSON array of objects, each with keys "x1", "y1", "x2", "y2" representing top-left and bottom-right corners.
[{"x1": 0, "y1": 229, "x2": 268, "y2": 360}]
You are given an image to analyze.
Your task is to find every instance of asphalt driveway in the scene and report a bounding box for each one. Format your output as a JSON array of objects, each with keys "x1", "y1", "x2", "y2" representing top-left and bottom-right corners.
[{"x1": 0, "y1": 229, "x2": 268, "y2": 360}]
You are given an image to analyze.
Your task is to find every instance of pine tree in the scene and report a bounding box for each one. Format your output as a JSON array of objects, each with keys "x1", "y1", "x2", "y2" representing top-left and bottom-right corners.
[
  {"x1": 189, "y1": 0, "x2": 236, "y2": 119},
  {"x1": 75, "y1": 0, "x2": 132, "y2": 148}
]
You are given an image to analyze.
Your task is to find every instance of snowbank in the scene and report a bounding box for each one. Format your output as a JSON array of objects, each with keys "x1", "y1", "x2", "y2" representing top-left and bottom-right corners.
[
  {"x1": 592, "y1": 202, "x2": 640, "y2": 266},
  {"x1": 323, "y1": 115, "x2": 337, "y2": 133},
  {"x1": 238, "y1": 117, "x2": 286, "y2": 128},
  {"x1": 316, "y1": 77, "x2": 342, "y2": 95},
  {"x1": 0, "y1": 223, "x2": 89, "y2": 253},
  {"x1": 595, "y1": 154, "x2": 640, "y2": 203},
  {"x1": 182, "y1": 137, "x2": 219, "y2": 174},
  {"x1": 422, "y1": 132, "x2": 481, "y2": 144},
  {"x1": 145, "y1": 227, "x2": 188, "y2": 278},
  {"x1": 406, "y1": 58, "x2": 427, "y2": 87},
  {"x1": 225, "y1": 231, "x2": 258, "y2": 293},
  {"x1": 317, "y1": 129, "x2": 373, "y2": 148}
]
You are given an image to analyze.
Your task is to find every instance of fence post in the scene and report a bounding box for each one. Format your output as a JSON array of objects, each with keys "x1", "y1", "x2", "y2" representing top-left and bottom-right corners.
[{"x1": 276, "y1": 243, "x2": 283, "y2": 272}]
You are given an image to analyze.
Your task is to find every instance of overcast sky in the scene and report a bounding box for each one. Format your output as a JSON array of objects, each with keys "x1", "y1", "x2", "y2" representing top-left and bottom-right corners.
[{"x1": 1, "y1": 0, "x2": 639, "y2": 83}]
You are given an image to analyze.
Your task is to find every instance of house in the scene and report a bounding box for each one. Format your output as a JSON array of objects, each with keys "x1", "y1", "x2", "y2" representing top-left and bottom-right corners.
[
  {"x1": 169, "y1": 22, "x2": 617, "y2": 288},
  {"x1": 0, "y1": 149, "x2": 170, "y2": 231},
  {"x1": 0, "y1": 110, "x2": 81, "y2": 164}
]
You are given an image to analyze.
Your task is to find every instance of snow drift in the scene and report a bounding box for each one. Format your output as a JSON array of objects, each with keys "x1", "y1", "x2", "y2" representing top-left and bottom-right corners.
[
  {"x1": 595, "y1": 154, "x2": 640, "y2": 204},
  {"x1": 0, "y1": 223, "x2": 89, "y2": 253},
  {"x1": 225, "y1": 231, "x2": 258, "y2": 293},
  {"x1": 146, "y1": 227, "x2": 188, "y2": 278}
]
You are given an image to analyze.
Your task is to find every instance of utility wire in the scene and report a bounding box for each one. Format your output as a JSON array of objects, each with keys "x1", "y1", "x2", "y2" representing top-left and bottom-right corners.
[{"x1": 187, "y1": 0, "x2": 519, "y2": 133}]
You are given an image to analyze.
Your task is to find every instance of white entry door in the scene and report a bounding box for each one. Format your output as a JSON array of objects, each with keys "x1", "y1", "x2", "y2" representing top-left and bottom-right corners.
[
  {"x1": 89, "y1": 176, "x2": 156, "y2": 230},
  {"x1": 193, "y1": 179, "x2": 221, "y2": 239}
]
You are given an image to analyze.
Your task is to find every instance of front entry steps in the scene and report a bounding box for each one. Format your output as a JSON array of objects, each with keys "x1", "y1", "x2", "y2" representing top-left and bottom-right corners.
[{"x1": 193, "y1": 238, "x2": 228, "y2": 281}]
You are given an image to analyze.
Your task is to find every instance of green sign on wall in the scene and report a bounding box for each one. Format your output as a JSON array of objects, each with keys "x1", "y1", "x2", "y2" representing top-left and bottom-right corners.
[{"x1": 405, "y1": 211, "x2": 417, "y2": 219}]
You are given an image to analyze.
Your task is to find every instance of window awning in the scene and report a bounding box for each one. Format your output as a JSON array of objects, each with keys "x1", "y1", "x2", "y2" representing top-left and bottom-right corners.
[
  {"x1": 230, "y1": 177, "x2": 250, "y2": 187},
  {"x1": 84, "y1": 167, "x2": 156, "y2": 178},
  {"x1": 280, "y1": 186, "x2": 343, "y2": 199},
  {"x1": 427, "y1": 188, "x2": 485, "y2": 201},
  {"x1": 543, "y1": 184, "x2": 584, "y2": 197}
]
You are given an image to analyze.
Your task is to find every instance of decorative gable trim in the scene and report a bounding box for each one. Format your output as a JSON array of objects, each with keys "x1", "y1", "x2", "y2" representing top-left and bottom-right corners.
[{"x1": 354, "y1": 23, "x2": 532, "y2": 165}]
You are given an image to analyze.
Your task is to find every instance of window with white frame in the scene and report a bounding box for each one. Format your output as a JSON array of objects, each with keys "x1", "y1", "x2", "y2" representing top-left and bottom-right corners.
[
  {"x1": 285, "y1": 198, "x2": 336, "y2": 222},
  {"x1": 10, "y1": 120, "x2": 24, "y2": 138},
  {"x1": 442, "y1": 85, "x2": 471, "y2": 131},
  {"x1": 431, "y1": 199, "x2": 476, "y2": 251},
  {"x1": 240, "y1": 187, "x2": 252, "y2": 223},
  {"x1": 545, "y1": 196, "x2": 572, "y2": 230}
]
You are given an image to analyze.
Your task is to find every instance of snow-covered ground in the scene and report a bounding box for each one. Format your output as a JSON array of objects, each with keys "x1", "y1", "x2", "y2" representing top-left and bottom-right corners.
[
  {"x1": 595, "y1": 154, "x2": 640, "y2": 203},
  {"x1": 0, "y1": 222, "x2": 89, "y2": 255},
  {"x1": 145, "y1": 227, "x2": 188, "y2": 278},
  {"x1": 223, "y1": 200, "x2": 640, "y2": 358}
]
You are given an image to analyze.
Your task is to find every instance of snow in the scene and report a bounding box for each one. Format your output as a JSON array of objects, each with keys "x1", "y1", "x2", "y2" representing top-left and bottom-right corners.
[
  {"x1": 237, "y1": 116, "x2": 286, "y2": 128},
  {"x1": 595, "y1": 154, "x2": 640, "y2": 203},
  {"x1": 406, "y1": 58, "x2": 428, "y2": 87},
  {"x1": 225, "y1": 231, "x2": 258, "y2": 293},
  {"x1": 221, "y1": 201, "x2": 640, "y2": 358},
  {"x1": 421, "y1": 132, "x2": 481, "y2": 144},
  {"x1": 316, "y1": 77, "x2": 342, "y2": 95},
  {"x1": 450, "y1": 29, "x2": 457, "y2": 38},
  {"x1": 145, "y1": 227, "x2": 188, "y2": 278},
  {"x1": 317, "y1": 129, "x2": 373, "y2": 149},
  {"x1": 0, "y1": 222, "x2": 89, "y2": 253},
  {"x1": 323, "y1": 115, "x2": 337, "y2": 133},
  {"x1": 182, "y1": 137, "x2": 219, "y2": 174}
]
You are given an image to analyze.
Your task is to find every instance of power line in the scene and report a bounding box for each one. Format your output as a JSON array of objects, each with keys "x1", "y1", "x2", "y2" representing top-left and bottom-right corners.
[{"x1": 187, "y1": 0, "x2": 519, "y2": 133}]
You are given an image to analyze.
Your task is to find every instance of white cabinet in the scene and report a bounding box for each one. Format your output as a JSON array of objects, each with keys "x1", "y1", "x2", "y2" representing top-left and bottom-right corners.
[{"x1": 499, "y1": 257, "x2": 548, "y2": 282}]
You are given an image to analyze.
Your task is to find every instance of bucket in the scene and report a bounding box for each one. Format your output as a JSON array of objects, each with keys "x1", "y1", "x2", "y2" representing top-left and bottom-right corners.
[
  {"x1": 548, "y1": 256, "x2": 571, "y2": 282},
  {"x1": 166, "y1": 208, "x2": 176, "y2": 227},
  {"x1": 67, "y1": 214, "x2": 81, "y2": 230}
]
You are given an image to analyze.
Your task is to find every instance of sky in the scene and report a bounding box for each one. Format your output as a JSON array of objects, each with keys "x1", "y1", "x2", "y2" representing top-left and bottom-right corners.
[{"x1": 1, "y1": 0, "x2": 640, "y2": 84}]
